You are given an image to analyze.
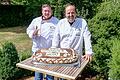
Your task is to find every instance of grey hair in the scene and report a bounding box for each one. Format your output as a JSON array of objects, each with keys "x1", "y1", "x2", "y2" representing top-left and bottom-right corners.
[{"x1": 42, "y1": 4, "x2": 52, "y2": 10}]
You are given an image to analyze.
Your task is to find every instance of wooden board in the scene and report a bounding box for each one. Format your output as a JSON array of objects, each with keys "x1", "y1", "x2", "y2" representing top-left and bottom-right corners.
[{"x1": 16, "y1": 57, "x2": 89, "y2": 80}]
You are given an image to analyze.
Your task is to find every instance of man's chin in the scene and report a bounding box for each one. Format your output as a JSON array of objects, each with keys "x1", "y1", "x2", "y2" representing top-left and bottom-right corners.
[
  {"x1": 42, "y1": 16, "x2": 52, "y2": 20},
  {"x1": 68, "y1": 20, "x2": 74, "y2": 23}
]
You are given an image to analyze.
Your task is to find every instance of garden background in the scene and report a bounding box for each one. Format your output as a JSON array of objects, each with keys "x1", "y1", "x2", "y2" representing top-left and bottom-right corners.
[{"x1": 0, "y1": 0, "x2": 120, "y2": 80}]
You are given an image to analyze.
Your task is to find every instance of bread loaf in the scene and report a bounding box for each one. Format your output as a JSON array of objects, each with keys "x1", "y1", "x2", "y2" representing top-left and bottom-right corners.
[{"x1": 32, "y1": 48, "x2": 78, "y2": 64}]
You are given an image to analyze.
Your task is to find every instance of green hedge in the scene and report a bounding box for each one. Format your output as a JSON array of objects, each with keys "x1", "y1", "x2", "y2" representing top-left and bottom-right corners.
[
  {"x1": 0, "y1": 42, "x2": 33, "y2": 80},
  {"x1": 108, "y1": 39, "x2": 120, "y2": 79},
  {"x1": 88, "y1": 0, "x2": 120, "y2": 79},
  {"x1": 0, "y1": 5, "x2": 25, "y2": 27},
  {"x1": 0, "y1": 5, "x2": 41, "y2": 27},
  {"x1": 0, "y1": 42, "x2": 20, "y2": 80}
]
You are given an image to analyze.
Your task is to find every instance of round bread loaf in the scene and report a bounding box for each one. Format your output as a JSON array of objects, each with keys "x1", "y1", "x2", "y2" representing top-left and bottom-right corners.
[{"x1": 32, "y1": 48, "x2": 78, "y2": 64}]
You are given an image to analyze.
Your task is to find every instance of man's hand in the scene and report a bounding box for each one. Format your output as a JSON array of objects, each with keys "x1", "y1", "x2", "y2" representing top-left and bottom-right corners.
[
  {"x1": 82, "y1": 54, "x2": 92, "y2": 62},
  {"x1": 33, "y1": 29, "x2": 39, "y2": 36},
  {"x1": 33, "y1": 26, "x2": 40, "y2": 36}
]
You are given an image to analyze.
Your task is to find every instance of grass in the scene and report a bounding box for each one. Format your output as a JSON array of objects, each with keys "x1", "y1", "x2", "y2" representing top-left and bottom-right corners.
[{"x1": 0, "y1": 26, "x2": 32, "y2": 59}]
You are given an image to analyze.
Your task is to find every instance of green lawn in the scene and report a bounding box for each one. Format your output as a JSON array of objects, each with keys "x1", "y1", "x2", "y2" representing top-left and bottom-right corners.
[{"x1": 0, "y1": 26, "x2": 32, "y2": 59}]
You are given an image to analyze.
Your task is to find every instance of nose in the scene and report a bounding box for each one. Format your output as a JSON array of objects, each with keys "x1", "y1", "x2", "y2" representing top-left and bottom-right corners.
[
  {"x1": 45, "y1": 11, "x2": 50, "y2": 14},
  {"x1": 70, "y1": 13, "x2": 73, "y2": 16}
]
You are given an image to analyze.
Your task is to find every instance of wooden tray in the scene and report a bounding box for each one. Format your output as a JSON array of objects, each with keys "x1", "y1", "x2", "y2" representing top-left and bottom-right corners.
[{"x1": 16, "y1": 57, "x2": 89, "y2": 80}]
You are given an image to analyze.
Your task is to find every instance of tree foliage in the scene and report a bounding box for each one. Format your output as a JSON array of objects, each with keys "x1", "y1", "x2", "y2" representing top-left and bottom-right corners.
[
  {"x1": 88, "y1": 0, "x2": 120, "y2": 79},
  {"x1": 108, "y1": 39, "x2": 120, "y2": 80},
  {"x1": 10, "y1": 0, "x2": 103, "y2": 20},
  {"x1": 0, "y1": 5, "x2": 25, "y2": 27},
  {"x1": 0, "y1": 42, "x2": 20, "y2": 80}
]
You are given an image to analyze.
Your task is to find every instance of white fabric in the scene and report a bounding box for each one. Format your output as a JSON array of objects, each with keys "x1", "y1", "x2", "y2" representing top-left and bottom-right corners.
[
  {"x1": 52, "y1": 18, "x2": 93, "y2": 55},
  {"x1": 27, "y1": 16, "x2": 59, "y2": 52}
]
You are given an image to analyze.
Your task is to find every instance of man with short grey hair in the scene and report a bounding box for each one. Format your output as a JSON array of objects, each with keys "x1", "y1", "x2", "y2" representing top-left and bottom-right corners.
[{"x1": 27, "y1": 4, "x2": 59, "y2": 80}]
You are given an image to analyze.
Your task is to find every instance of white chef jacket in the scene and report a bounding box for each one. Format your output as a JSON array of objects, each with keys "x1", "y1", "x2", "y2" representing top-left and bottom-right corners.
[
  {"x1": 52, "y1": 18, "x2": 93, "y2": 55},
  {"x1": 27, "y1": 16, "x2": 59, "y2": 53}
]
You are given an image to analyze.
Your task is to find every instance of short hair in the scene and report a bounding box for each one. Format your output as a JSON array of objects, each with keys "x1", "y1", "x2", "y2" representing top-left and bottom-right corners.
[
  {"x1": 64, "y1": 3, "x2": 77, "y2": 13},
  {"x1": 42, "y1": 4, "x2": 51, "y2": 10}
]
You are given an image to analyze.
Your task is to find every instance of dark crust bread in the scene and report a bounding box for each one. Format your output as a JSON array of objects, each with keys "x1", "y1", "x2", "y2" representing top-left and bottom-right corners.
[{"x1": 32, "y1": 48, "x2": 78, "y2": 64}]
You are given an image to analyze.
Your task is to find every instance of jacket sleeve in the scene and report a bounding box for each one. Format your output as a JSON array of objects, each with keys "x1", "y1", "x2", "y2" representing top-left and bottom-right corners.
[
  {"x1": 83, "y1": 22, "x2": 93, "y2": 55},
  {"x1": 52, "y1": 22, "x2": 60, "y2": 48},
  {"x1": 26, "y1": 19, "x2": 36, "y2": 38}
]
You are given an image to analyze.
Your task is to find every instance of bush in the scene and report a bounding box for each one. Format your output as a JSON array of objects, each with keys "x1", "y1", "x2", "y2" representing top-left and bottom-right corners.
[
  {"x1": 88, "y1": 0, "x2": 120, "y2": 79},
  {"x1": 108, "y1": 39, "x2": 120, "y2": 79},
  {"x1": 19, "y1": 51, "x2": 32, "y2": 61},
  {"x1": 0, "y1": 42, "x2": 20, "y2": 80}
]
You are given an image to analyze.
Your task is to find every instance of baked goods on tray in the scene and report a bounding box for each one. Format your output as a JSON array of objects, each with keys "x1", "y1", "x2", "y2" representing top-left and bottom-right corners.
[{"x1": 32, "y1": 48, "x2": 78, "y2": 64}]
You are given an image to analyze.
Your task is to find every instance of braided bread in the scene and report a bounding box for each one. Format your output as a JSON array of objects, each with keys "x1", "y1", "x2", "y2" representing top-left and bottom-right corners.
[{"x1": 32, "y1": 48, "x2": 78, "y2": 64}]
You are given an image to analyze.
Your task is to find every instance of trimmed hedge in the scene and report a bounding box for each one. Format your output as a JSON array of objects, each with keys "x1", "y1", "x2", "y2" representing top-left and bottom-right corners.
[
  {"x1": 0, "y1": 42, "x2": 33, "y2": 80},
  {"x1": 0, "y1": 5, "x2": 25, "y2": 27},
  {"x1": 0, "y1": 42, "x2": 20, "y2": 80}
]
